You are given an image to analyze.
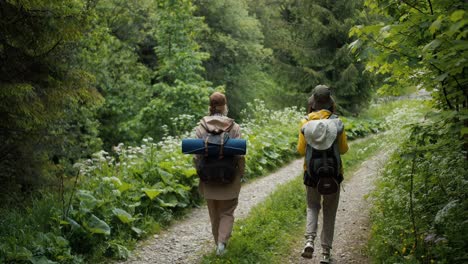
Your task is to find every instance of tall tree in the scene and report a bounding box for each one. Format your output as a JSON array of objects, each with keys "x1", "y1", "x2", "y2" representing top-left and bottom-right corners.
[
  {"x1": 249, "y1": 0, "x2": 375, "y2": 113},
  {"x1": 80, "y1": 0, "x2": 212, "y2": 147},
  {"x1": 195, "y1": 0, "x2": 280, "y2": 118},
  {"x1": 0, "y1": 0, "x2": 102, "y2": 189}
]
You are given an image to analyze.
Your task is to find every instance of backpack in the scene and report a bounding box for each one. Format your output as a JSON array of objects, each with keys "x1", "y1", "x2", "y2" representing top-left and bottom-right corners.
[
  {"x1": 196, "y1": 131, "x2": 237, "y2": 185},
  {"x1": 302, "y1": 115, "x2": 343, "y2": 195}
]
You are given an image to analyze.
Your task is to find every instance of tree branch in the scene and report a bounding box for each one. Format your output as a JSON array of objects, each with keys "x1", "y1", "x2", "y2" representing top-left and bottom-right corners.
[
  {"x1": 409, "y1": 154, "x2": 419, "y2": 250},
  {"x1": 427, "y1": 0, "x2": 434, "y2": 15},
  {"x1": 366, "y1": 34, "x2": 419, "y2": 60},
  {"x1": 400, "y1": 0, "x2": 427, "y2": 15},
  {"x1": 442, "y1": 85, "x2": 454, "y2": 110},
  {"x1": 428, "y1": 62, "x2": 467, "y2": 97}
]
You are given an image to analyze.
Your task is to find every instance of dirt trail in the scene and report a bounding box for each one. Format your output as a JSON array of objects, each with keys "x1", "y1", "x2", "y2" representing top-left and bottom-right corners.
[
  {"x1": 122, "y1": 147, "x2": 390, "y2": 264},
  {"x1": 286, "y1": 150, "x2": 390, "y2": 264},
  {"x1": 121, "y1": 159, "x2": 304, "y2": 264}
]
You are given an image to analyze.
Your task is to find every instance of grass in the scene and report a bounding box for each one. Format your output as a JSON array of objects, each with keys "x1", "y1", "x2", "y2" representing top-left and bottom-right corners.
[{"x1": 200, "y1": 133, "x2": 388, "y2": 263}]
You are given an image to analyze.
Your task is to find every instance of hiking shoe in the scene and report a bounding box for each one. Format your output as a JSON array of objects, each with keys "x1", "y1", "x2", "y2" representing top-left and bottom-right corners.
[
  {"x1": 320, "y1": 253, "x2": 331, "y2": 264},
  {"x1": 300, "y1": 241, "x2": 314, "y2": 259},
  {"x1": 216, "y1": 242, "x2": 226, "y2": 256}
]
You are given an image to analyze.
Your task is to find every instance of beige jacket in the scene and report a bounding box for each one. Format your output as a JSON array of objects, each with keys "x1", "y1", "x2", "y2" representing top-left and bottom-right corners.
[{"x1": 195, "y1": 115, "x2": 245, "y2": 200}]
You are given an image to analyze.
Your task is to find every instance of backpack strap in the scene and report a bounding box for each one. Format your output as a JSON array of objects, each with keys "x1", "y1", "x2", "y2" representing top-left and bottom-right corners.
[
  {"x1": 204, "y1": 136, "x2": 209, "y2": 157},
  {"x1": 322, "y1": 151, "x2": 329, "y2": 173},
  {"x1": 219, "y1": 132, "x2": 225, "y2": 159}
]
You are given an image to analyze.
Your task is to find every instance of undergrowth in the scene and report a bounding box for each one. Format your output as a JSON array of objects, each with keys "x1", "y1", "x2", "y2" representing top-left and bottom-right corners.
[{"x1": 368, "y1": 109, "x2": 467, "y2": 263}]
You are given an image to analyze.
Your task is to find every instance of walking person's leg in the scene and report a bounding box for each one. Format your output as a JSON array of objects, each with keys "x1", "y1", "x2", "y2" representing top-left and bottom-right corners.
[
  {"x1": 302, "y1": 186, "x2": 321, "y2": 258},
  {"x1": 320, "y1": 188, "x2": 341, "y2": 263},
  {"x1": 206, "y1": 199, "x2": 220, "y2": 244},
  {"x1": 216, "y1": 198, "x2": 238, "y2": 255}
]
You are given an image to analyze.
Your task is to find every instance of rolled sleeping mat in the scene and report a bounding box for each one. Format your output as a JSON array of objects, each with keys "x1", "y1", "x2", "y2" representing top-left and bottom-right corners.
[{"x1": 182, "y1": 138, "x2": 247, "y2": 156}]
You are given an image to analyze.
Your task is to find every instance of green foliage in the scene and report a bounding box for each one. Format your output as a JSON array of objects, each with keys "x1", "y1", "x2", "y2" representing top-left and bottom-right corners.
[
  {"x1": 342, "y1": 116, "x2": 384, "y2": 140},
  {"x1": 0, "y1": 194, "x2": 83, "y2": 263},
  {"x1": 195, "y1": 0, "x2": 278, "y2": 118},
  {"x1": 351, "y1": 2, "x2": 467, "y2": 261},
  {"x1": 350, "y1": 0, "x2": 467, "y2": 110},
  {"x1": 240, "y1": 100, "x2": 303, "y2": 178},
  {"x1": 369, "y1": 110, "x2": 468, "y2": 263},
  {"x1": 0, "y1": 0, "x2": 102, "y2": 191},
  {"x1": 249, "y1": 0, "x2": 376, "y2": 113},
  {"x1": 79, "y1": 0, "x2": 213, "y2": 148}
]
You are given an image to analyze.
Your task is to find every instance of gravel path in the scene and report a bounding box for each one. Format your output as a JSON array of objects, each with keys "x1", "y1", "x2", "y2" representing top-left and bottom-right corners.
[
  {"x1": 121, "y1": 158, "x2": 304, "y2": 264},
  {"x1": 122, "y1": 147, "x2": 390, "y2": 264},
  {"x1": 286, "y1": 150, "x2": 391, "y2": 264}
]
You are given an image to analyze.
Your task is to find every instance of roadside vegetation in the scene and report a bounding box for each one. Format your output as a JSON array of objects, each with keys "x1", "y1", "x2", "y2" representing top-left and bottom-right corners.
[
  {"x1": 351, "y1": 1, "x2": 467, "y2": 263},
  {"x1": 368, "y1": 110, "x2": 467, "y2": 263}
]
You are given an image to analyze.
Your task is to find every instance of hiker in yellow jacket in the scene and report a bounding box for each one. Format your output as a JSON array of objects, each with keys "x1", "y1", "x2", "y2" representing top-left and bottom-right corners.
[{"x1": 297, "y1": 85, "x2": 349, "y2": 263}]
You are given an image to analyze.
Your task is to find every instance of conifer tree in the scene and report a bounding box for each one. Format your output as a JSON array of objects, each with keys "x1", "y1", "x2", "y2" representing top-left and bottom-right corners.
[
  {"x1": 0, "y1": 0, "x2": 101, "y2": 188},
  {"x1": 250, "y1": 0, "x2": 375, "y2": 113},
  {"x1": 195, "y1": 0, "x2": 280, "y2": 118}
]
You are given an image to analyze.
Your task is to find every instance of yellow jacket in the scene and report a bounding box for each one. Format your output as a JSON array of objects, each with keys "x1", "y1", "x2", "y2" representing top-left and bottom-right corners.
[{"x1": 297, "y1": 110, "x2": 349, "y2": 172}]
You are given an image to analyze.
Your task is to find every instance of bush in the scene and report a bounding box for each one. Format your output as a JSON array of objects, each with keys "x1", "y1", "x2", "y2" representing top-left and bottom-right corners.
[{"x1": 369, "y1": 110, "x2": 467, "y2": 263}]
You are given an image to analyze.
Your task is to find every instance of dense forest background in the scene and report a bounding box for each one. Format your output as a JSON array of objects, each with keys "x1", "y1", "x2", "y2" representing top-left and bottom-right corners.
[
  {"x1": 0, "y1": 0, "x2": 376, "y2": 189},
  {"x1": 0, "y1": 0, "x2": 466, "y2": 263}
]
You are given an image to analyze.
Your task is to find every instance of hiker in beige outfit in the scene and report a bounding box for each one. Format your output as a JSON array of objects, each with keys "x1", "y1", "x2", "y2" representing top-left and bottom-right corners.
[{"x1": 194, "y1": 92, "x2": 245, "y2": 255}]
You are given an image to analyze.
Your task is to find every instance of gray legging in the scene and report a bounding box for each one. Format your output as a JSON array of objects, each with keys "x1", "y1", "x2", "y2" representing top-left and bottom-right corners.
[{"x1": 305, "y1": 186, "x2": 340, "y2": 250}]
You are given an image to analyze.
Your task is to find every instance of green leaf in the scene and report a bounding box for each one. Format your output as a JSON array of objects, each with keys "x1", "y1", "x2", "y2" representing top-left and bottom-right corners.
[
  {"x1": 422, "y1": 39, "x2": 441, "y2": 52},
  {"x1": 83, "y1": 214, "x2": 111, "y2": 235},
  {"x1": 77, "y1": 190, "x2": 98, "y2": 211},
  {"x1": 131, "y1": 226, "x2": 145, "y2": 236},
  {"x1": 157, "y1": 194, "x2": 178, "y2": 207},
  {"x1": 142, "y1": 188, "x2": 161, "y2": 200},
  {"x1": 112, "y1": 208, "x2": 134, "y2": 223},
  {"x1": 435, "y1": 72, "x2": 448, "y2": 82},
  {"x1": 67, "y1": 217, "x2": 82, "y2": 231},
  {"x1": 461, "y1": 127, "x2": 468, "y2": 136},
  {"x1": 429, "y1": 19, "x2": 442, "y2": 34},
  {"x1": 118, "y1": 182, "x2": 132, "y2": 193},
  {"x1": 31, "y1": 256, "x2": 58, "y2": 264},
  {"x1": 450, "y1": 10, "x2": 465, "y2": 22},
  {"x1": 8, "y1": 246, "x2": 32, "y2": 260}
]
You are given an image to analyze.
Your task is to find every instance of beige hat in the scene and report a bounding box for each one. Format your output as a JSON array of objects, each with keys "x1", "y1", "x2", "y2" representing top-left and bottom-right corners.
[{"x1": 302, "y1": 119, "x2": 337, "y2": 150}]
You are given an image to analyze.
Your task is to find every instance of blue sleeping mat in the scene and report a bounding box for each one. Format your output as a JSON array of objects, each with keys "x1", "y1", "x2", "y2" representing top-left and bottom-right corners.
[{"x1": 182, "y1": 138, "x2": 247, "y2": 156}]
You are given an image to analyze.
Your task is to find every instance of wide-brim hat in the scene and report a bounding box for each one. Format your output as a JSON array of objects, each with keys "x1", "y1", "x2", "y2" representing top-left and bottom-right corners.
[
  {"x1": 302, "y1": 119, "x2": 337, "y2": 150},
  {"x1": 308, "y1": 85, "x2": 334, "y2": 111}
]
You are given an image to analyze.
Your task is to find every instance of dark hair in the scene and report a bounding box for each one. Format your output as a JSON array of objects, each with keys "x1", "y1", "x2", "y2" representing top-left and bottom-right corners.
[{"x1": 307, "y1": 97, "x2": 336, "y2": 114}]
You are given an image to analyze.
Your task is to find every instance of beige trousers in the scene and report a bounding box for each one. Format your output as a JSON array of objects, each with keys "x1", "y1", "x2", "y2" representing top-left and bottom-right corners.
[
  {"x1": 206, "y1": 198, "x2": 238, "y2": 244},
  {"x1": 305, "y1": 186, "x2": 340, "y2": 250}
]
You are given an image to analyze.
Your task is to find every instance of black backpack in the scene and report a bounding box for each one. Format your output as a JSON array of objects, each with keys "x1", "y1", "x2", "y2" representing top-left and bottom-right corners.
[
  {"x1": 196, "y1": 132, "x2": 237, "y2": 185},
  {"x1": 305, "y1": 145, "x2": 340, "y2": 195},
  {"x1": 303, "y1": 115, "x2": 342, "y2": 195}
]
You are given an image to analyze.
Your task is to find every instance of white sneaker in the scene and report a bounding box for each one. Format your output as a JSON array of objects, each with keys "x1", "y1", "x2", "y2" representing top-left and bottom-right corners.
[
  {"x1": 320, "y1": 252, "x2": 331, "y2": 263},
  {"x1": 216, "y1": 242, "x2": 226, "y2": 256},
  {"x1": 300, "y1": 240, "x2": 314, "y2": 258}
]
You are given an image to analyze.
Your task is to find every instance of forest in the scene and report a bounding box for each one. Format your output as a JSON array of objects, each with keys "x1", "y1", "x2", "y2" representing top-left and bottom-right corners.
[{"x1": 0, "y1": 0, "x2": 466, "y2": 263}]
